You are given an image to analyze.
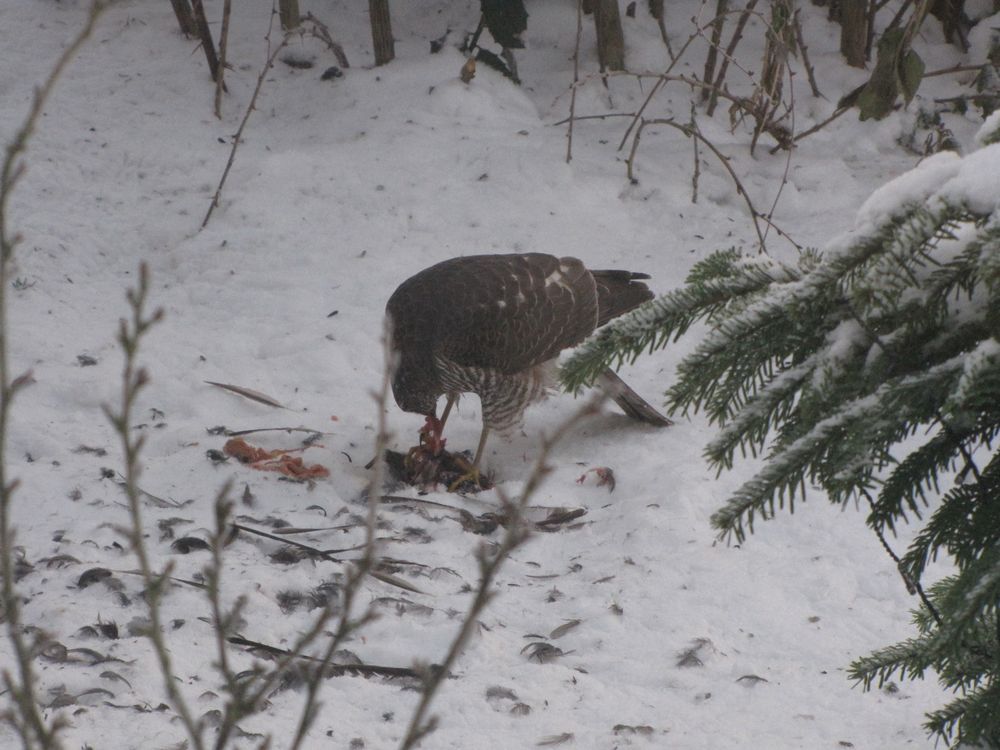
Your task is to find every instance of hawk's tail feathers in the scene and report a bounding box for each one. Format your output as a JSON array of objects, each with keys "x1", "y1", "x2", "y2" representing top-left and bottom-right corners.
[{"x1": 597, "y1": 368, "x2": 673, "y2": 426}]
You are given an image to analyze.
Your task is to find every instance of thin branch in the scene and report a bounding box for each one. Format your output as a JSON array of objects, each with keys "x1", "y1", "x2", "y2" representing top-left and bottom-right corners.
[
  {"x1": 701, "y1": 0, "x2": 729, "y2": 104},
  {"x1": 109, "y1": 265, "x2": 204, "y2": 748},
  {"x1": 614, "y1": 11, "x2": 723, "y2": 152},
  {"x1": 707, "y1": 0, "x2": 759, "y2": 116},
  {"x1": 690, "y1": 102, "x2": 700, "y2": 203},
  {"x1": 788, "y1": 104, "x2": 850, "y2": 145},
  {"x1": 649, "y1": 0, "x2": 675, "y2": 60},
  {"x1": 286, "y1": 328, "x2": 391, "y2": 750},
  {"x1": 226, "y1": 636, "x2": 415, "y2": 678},
  {"x1": 860, "y1": 490, "x2": 943, "y2": 626},
  {"x1": 0, "y1": 4, "x2": 112, "y2": 747},
  {"x1": 301, "y1": 12, "x2": 350, "y2": 69},
  {"x1": 761, "y1": 68, "x2": 796, "y2": 249},
  {"x1": 397, "y1": 399, "x2": 603, "y2": 749},
  {"x1": 203, "y1": 20, "x2": 292, "y2": 229},
  {"x1": 566, "y1": 0, "x2": 585, "y2": 163},
  {"x1": 792, "y1": 8, "x2": 823, "y2": 98},
  {"x1": 626, "y1": 116, "x2": 801, "y2": 253},
  {"x1": 203, "y1": 484, "x2": 250, "y2": 750}
]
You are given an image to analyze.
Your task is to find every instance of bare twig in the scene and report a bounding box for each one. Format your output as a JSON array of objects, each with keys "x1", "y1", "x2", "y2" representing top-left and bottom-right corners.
[
  {"x1": 626, "y1": 116, "x2": 800, "y2": 253},
  {"x1": 227, "y1": 636, "x2": 416, "y2": 678},
  {"x1": 788, "y1": 104, "x2": 850, "y2": 145},
  {"x1": 761, "y1": 69, "x2": 796, "y2": 248},
  {"x1": 0, "y1": 4, "x2": 112, "y2": 746},
  {"x1": 649, "y1": 0, "x2": 676, "y2": 60},
  {"x1": 792, "y1": 8, "x2": 823, "y2": 98},
  {"x1": 570, "y1": 69, "x2": 789, "y2": 149},
  {"x1": 301, "y1": 12, "x2": 350, "y2": 69},
  {"x1": 707, "y1": 0, "x2": 759, "y2": 116},
  {"x1": 397, "y1": 399, "x2": 603, "y2": 749},
  {"x1": 552, "y1": 112, "x2": 636, "y2": 126},
  {"x1": 615, "y1": 20, "x2": 706, "y2": 151},
  {"x1": 690, "y1": 102, "x2": 700, "y2": 203},
  {"x1": 861, "y1": 490, "x2": 943, "y2": 625},
  {"x1": 566, "y1": 0, "x2": 585, "y2": 163},
  {"x1": 285, "y1": 328, "x2": 393, "y2": 750},
  {"x1": 106, "y1": 265, "x2": 204, "y2": 748},
  {"x1": 203, "y1": 19, "x2": 292, "y2": 229},
  {"x1": 701, "y1": 0, "x2": 729, "y2": 103},
  {"x1": 201, "y1": 484, "x2": 250, "y2": 750},
  {"x1": 612, "y1": 5, "x2": 767, "y2": 152}
]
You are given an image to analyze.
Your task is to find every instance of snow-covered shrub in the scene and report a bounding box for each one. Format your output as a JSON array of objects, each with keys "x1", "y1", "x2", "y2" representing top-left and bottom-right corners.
[{"x1": 562, "y1": 143, "x2": 1000, "y2": 745}]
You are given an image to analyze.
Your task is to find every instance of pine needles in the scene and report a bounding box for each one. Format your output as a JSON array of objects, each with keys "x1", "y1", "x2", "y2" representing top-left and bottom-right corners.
[{"x1": 561, "y1": 132, "x2": 1000, "y2": 746}]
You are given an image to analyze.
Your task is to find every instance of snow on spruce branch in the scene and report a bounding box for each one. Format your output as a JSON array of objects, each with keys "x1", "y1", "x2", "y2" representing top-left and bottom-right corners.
[{"x1": 563, "y1": 128, "x2": 1000, "y2": 745}]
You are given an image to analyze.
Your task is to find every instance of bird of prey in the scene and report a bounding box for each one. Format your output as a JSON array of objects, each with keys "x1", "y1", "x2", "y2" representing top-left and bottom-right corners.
[{"x1": 386, "y1": 253, "x2": 670, "y2": 484}]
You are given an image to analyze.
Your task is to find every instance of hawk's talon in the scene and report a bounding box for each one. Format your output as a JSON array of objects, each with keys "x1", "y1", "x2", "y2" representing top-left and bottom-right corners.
[{"x1": 447, "y1": 454, "x2": 490, "y2": 492}]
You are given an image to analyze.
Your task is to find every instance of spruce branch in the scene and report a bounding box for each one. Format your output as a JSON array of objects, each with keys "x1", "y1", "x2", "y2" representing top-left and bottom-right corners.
[
  {"x1": 924, "y1": 679, "x2": 1000, "y2": 746},
  {"x1": 561, "y1": 251, "x2": 792, "y2": 393},
  {"x1": 597, "y1": 105, "x2": 1000, "y2": 741}
]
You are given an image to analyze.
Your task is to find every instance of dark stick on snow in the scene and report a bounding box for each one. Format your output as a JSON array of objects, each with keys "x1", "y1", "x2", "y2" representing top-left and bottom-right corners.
[{"x1": 190, "y1": 0, "x2": 226, "y2": 89}]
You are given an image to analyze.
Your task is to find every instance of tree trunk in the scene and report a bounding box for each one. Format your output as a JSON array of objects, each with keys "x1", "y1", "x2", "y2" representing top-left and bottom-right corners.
[
  {"x1": 840, "y1": 0, "x2": 868, "y2": 68},
  {"x1": 593, "y1": 0, "x2": 625, "y2": 71},
  {"x1": 701, "y1": 0, "x2": 728, "y2": 102},
  {"x1": 168, "y1": 0, "x2": 196, "y2": 37},
  {"x1": 370, "y1": 0, "x2": 395, "y2": 66},
  {"x1": 279, "y1": 0, "x2": 300, "y2": 31},
  {"x1": 190, "y1": 0, "x2": 223, "y2": 83}
]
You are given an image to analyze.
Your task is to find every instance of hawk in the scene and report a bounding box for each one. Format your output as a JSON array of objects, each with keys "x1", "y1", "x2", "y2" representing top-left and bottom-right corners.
[{"x1": 386, "y1": 253, "x2": 670, "y2": 482}]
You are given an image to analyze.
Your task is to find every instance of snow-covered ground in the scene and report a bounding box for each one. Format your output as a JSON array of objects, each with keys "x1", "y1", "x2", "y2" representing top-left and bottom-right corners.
[{"x1": 1, "y1": 1, "x2": 987, "y2": 747}]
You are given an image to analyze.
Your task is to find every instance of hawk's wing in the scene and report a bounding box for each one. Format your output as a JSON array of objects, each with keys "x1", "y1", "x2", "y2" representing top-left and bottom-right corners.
[{"x1": 409, "y1": 253, "x2": 600, "y2": 375}]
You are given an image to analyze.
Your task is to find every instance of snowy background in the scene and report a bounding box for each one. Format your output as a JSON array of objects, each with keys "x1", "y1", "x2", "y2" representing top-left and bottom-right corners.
[{"x1": 1, "y1": 0, "x2": 989, "y2": 747}]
